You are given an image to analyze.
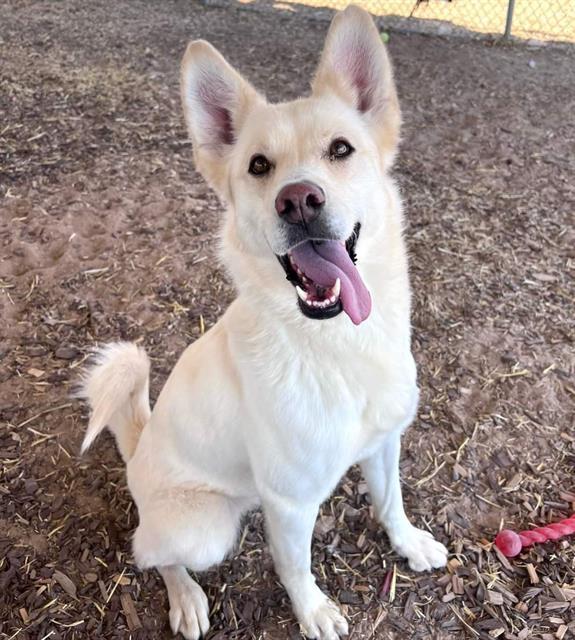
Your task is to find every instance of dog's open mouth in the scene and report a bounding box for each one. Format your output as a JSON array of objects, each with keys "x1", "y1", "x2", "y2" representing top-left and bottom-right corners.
[{"x1": 278, "y1": 223, "x2": 372, "y2": 325}]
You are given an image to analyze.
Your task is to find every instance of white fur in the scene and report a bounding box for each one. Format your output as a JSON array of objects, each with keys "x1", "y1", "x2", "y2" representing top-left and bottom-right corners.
[
  {"x1": 79, "y1": 342, "x2": 150, "y2": 462},
  {"x1": 81, "y1": 7, "x2": 447, "y2": 639}
]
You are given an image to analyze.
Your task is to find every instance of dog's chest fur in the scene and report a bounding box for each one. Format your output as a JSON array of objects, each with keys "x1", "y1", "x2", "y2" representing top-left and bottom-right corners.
[{"x1": 228, "y1": 301, "x2": 418, "y2": 501}]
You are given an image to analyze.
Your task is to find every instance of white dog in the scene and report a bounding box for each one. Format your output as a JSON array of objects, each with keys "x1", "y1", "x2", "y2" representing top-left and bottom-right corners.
[{"x1": 80, "y1": 6, "x2": 448, "y2": 639}]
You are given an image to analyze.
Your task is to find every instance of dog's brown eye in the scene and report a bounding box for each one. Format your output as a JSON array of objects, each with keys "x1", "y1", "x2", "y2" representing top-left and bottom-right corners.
[
  {"x1": 329, "y1": 138, "x2": 354, "y2": 160},
  {"x1": 249, "y1": 154, "x2": 272, "y2": 176}
]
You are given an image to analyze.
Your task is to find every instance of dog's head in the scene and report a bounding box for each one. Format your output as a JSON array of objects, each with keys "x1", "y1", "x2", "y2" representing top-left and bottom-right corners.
[{"x1": 181, "y1": 6, "x2": 401, "y2": 326}]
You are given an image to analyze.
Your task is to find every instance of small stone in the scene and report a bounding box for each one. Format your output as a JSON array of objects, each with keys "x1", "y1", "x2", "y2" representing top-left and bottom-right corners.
[
  {"x1": 55, "y1": 346, "x2": 79, "y2": 360},
  {"x1": 24, "y1": 479, "x2": 38, "y2": 494},
  {"x1": 27, "y1": 345, "x2": 47, "y2": 356}
]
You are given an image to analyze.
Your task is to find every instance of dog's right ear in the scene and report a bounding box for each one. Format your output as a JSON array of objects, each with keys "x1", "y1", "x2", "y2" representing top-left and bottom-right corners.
[{"x1": 181, "y1": 41, "x2": 264, "y2": 193}]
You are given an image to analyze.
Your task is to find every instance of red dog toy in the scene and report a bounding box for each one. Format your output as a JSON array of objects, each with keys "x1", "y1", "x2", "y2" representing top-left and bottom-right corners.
[{"x1": 495, "y1": 514, "x2": 575, "y2": 557}]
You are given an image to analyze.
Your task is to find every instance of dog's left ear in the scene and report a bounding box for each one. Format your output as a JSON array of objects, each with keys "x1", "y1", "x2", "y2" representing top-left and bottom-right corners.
[{"x1": 312, "y1": 6, "x2": 401, "y2": 164}]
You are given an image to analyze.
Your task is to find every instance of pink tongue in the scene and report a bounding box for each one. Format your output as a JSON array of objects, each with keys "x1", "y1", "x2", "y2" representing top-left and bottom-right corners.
[{"x1": 290, "y1": 240, "x2": 371, "y2": 325}]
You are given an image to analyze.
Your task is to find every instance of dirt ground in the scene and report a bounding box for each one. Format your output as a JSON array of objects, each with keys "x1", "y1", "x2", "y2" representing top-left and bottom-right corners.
[
  {"x1": 280, "y1": 0, "x2": 575, "y2": 43},
  {"x1": 1, "y1": 1, "x2": 574, "y2": 639}
]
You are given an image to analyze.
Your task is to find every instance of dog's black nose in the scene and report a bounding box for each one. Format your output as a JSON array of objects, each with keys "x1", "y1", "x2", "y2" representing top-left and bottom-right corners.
[{"x1": 275, "y1": 181, "x2": 325, "y2": 226}]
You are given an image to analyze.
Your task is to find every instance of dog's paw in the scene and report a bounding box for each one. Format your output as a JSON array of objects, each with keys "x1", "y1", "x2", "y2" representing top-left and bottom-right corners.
[
  {"x1": 389, "y1": 525, "x2": 448, "y2": 572},
  {"x1": 167, "y1": 579, "x2": 210, "y2": 640},
  {"x1": 298, "y1": 596, "x2": 348, "y2": 640}
]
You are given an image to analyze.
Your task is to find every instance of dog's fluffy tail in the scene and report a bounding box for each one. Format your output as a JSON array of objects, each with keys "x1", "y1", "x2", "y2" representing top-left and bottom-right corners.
[{"x1": 79, "y1": 342, "x2": 151, "y2": 462}]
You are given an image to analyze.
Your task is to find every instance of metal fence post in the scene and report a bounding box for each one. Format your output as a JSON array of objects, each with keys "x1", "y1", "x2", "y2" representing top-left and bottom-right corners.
[{"x1": 504, "y1": 0, "x2": 516, "y2": 39}]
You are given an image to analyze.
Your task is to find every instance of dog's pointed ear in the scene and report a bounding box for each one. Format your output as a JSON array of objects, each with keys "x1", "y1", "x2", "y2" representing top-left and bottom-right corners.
[
  {"x1": 312, "y1": 6, "x2": 401, "y2": 163},
  {"x1": 181, "y1": 41, "x2": 264, "y2": 193}
]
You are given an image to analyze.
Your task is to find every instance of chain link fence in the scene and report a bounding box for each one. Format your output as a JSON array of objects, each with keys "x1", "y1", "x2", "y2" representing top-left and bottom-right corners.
[{"x1": 280, "y1": 0, "x2": 575, "y2": 43}]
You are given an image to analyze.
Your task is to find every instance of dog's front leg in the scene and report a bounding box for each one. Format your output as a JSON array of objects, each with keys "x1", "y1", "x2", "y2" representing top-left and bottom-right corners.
[
  {"x1": 263, "y1": 496, "x2": 348, "y2": 640},
  {"x1": 361, "y1": 428, "x2": 448, "y2": 571},
  {"x1": 158, "y1": 565, "x2": 210, "y2": 640}
]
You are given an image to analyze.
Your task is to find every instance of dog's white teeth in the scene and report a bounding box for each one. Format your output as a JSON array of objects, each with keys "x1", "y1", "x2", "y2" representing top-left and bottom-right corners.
[
  {"x1": 333, "y1": 278, "x2": 341, "y2": 298},
  {"x1": 297, "y1": 279, "x2": 340, "y2": 310},
  {"x1": 297, "y1": 286, "x2": 315, "y2": 307}
]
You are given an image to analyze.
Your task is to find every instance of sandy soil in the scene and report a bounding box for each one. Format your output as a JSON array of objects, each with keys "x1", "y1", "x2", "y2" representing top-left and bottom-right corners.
[
  {"x1": 281, "y1": 0, "x2": 575, "y2": 42},
  {"x1": 1, "y1": 1, "x2": 574, "y2": 639}
]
